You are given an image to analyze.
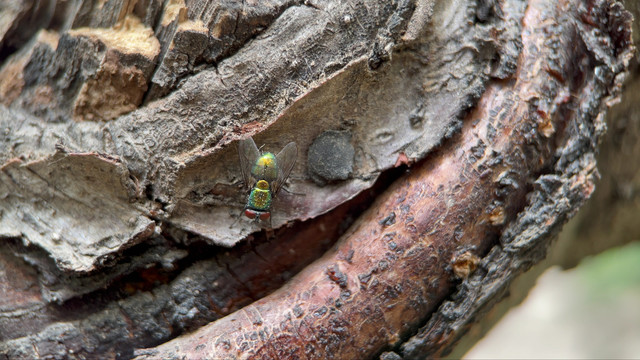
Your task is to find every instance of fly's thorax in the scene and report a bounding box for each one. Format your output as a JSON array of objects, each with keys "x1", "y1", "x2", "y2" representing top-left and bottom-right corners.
[
  {"x1": 247, "y1": 179, "x2": 272, "y2": 211},
  {"x1": 251, "y1": 152, "x2": 278, "y2": 182},
  {"x1": 256, "y1": 179, "x2": 269, "y2": 190}
]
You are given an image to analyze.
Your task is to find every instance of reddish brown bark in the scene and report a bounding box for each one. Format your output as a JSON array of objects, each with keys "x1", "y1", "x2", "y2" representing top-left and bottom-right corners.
[
  {"x1": 135, "y1": 1, "x2": 632, "y2": 358},
  {"x1": 0, "y1": 0, "x2": 633, "y2": 359}
]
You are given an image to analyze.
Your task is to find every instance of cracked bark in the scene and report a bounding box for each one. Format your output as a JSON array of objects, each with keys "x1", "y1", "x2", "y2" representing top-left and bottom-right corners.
[{"x1": 0, "y1": 0, "x2": 636, "y2": 359}]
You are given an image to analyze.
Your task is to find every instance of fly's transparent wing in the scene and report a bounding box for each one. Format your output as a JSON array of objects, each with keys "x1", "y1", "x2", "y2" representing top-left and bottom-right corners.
[
  {"x1": 272, "y1": 142, "x2": 297, "y2": 195},
  {"x1": 237, "y1": 137, "x2": 260, "y2": 189}
]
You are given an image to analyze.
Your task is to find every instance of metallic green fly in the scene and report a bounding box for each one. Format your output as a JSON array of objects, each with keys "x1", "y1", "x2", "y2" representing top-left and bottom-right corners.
[{"x1": 237, "y1": 137, "x2": 297, "y2": 223}]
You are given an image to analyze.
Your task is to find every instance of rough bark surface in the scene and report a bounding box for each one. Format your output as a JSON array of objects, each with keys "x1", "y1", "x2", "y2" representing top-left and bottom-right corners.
[
  {"x1": 1, "y1": 0, "x2": 497, "y2": 256},
  {"x1": 134, "y1": 1, "x2": 634, "y2": 358},
  {"x1": 0, "y1": 0, "x2": 635, "y2": 359}
]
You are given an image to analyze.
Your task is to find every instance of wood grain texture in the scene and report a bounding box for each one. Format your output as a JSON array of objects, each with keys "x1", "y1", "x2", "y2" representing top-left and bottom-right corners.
[
  {"x1": 0, "y1": 0, "x2": 634, "y2": 359},
  {"x1": 134, "y1": 0, "x2": 634, "y2": 358},
  {"x1": 1, "y1": 0, "x2": 518, "y2": 252}
]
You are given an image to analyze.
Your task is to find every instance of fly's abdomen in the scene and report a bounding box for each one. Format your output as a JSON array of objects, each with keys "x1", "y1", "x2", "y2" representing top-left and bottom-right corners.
[
  {"x1": 251, "y1": 152, "x2": 278, "y2": 181},
  {"x1": 247, "y1": 180, "x2": 273, "y2": 211}
]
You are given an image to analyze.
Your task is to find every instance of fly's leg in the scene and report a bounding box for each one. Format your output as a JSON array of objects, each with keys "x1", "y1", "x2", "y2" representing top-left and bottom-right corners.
[
  {"x1": 281, "y1": 186, "x2": 306, "y2": 196},
  {"x1": 230, "y1": 209, "x2": 244, "y2": 228}
]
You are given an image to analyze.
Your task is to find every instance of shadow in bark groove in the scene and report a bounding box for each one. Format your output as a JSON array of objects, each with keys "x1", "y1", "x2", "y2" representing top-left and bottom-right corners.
[{"x1": 0, "y1": 162, "x2": 406, "y2": 359}]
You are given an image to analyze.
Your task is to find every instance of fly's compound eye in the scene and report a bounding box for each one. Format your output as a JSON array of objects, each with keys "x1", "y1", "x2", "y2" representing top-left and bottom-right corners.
[
  {"x1": 259, "y1": 212, "x2": 271, "y2": 221},
  {"x1": 244, "y1": 209, "x2": 257, "y2": 219}
]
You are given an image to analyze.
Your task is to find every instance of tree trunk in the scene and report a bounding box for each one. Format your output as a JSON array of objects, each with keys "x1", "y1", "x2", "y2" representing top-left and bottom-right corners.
[{"x1": 0, "y1": 0, "x2": 635, "y2": 359}]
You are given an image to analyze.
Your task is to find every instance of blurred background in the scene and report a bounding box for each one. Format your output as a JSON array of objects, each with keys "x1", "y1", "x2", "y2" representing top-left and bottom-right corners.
[{"x1": 466, "y1": 241, "x2": 640, "y2": 359}]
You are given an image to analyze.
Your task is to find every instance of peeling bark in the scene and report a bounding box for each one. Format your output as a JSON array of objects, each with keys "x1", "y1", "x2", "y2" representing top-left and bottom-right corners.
[
  {"x1": 2, "y1": 0, "x2": 520, "y2": 251},
  {"x1": 0, "y1": 0, "x2": 635, "y2": 359},
  {"x1": 134, "y1": 1, "x2": 633, "y2": 359}
]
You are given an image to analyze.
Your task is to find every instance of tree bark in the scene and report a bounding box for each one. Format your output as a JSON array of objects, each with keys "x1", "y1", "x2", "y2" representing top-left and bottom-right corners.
[{"x1": 0, "y1": 0, "x2": 635, "y2": 359}]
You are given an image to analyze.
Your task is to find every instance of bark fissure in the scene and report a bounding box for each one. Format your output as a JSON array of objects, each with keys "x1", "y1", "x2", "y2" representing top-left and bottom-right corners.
[
  {"x1": 131, "y1": 0, "x2": 632, "y2": 358},
  {"x1": 0, "y1": 0, "x2": 634, "y2": 359}
]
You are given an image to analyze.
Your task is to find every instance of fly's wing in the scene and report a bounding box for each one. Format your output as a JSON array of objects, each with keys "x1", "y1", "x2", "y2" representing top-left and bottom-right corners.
[
  {"x1": 272, "y1": 142, "x2": 297, "y2": 195},
  {"x1": 237, "y1": 137, "x2": 260, "y2": 189}
]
